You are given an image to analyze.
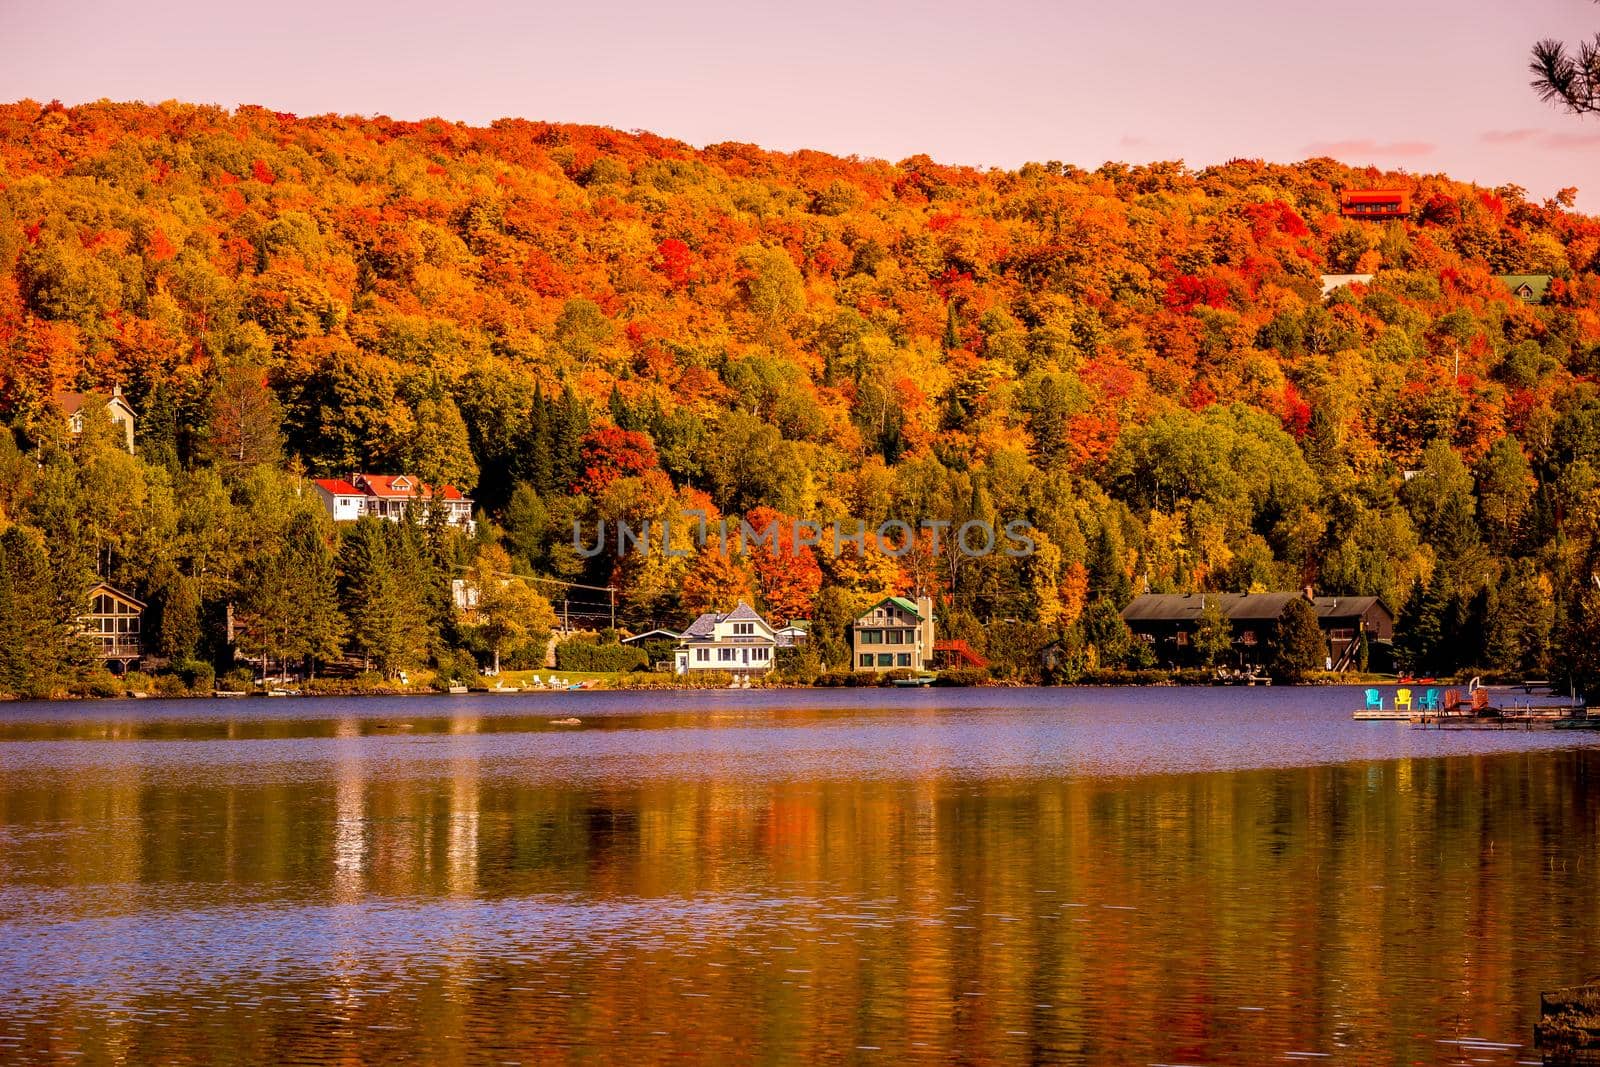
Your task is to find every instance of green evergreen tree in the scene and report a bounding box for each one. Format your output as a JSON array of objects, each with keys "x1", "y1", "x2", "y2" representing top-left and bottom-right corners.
[
  {"x1": 1271, "y1": 598, "x2": 1327, "y2": 683},
  {"x1": 338, "y1": 516, "x2": 425, "y2": 678},
  {"x1": 0, "y1": 527, "x2": 77, "y2": 696}
]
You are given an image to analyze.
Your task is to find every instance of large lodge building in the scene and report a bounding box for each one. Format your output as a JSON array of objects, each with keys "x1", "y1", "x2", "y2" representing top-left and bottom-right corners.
[{"x1": 1120, "y1": 591, "x2": 1394, "y2": 672}]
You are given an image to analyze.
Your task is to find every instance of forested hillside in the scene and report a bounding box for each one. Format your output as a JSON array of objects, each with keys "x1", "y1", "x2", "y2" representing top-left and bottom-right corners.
[{"x1": 2, "y1": 98, "x2": 1600, "y2": 692}]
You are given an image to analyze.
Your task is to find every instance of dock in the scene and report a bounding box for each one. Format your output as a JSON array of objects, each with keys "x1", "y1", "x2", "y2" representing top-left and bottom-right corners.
[{"x1": 1355, "y1": 682, "x2": 1591, "y2": 729}]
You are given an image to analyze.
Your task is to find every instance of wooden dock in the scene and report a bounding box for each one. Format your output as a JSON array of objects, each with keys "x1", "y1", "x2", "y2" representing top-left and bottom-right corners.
[
  {"x1": 1413, "y1": 704, "x2": 1594, "y2": 730},
  {"x1": 1353, "y1": 709, "x2": 1412, "y2": 721}
]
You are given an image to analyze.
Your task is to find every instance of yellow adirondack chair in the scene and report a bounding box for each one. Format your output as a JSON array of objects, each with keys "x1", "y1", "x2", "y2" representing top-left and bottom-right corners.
[{"x1": 1395, "y1": 688, "x2": 1413, "y2": 712}]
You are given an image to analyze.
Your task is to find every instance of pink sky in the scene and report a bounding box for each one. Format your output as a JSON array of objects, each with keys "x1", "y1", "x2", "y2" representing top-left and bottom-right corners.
[{"x1": 4, "y1": 0, "x2": 1600, "y2": 206}]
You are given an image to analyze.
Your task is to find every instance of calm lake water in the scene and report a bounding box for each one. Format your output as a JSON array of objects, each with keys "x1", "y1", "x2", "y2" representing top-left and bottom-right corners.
[{"x1": 2, "y1": 686, "x2": 1598, "y2": 1065}]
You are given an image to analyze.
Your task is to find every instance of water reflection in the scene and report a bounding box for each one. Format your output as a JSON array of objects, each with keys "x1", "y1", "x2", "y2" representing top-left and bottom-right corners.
[{"x1": 0, "y1": 690, "x2": 1596, "y2": 1064}]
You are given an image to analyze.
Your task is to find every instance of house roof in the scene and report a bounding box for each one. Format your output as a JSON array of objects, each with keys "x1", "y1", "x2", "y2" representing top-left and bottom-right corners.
[
  {"x1": 314, "y1": 474, "x2": 468, "y2": 501},
  {"x1": 620, "y1": 628, "x2": 680, "y2": 644},
  {"x1": 1311, "y1": 595, "x2": 1387, "y2": 620},
  {"x1": 1497, "y1": 275, "x2": 1552, "y2": 301},
  {"x1": 54, "y1": 389, "x2": 135, "y2": 418},
  {"x1": 1121, "y1": 592, "x2": 1393, "y2": 625},
  {"x1": 358, "y1": 474, "x2": 465, "y2": 501},
  {"x1": 1341, "y1": 189, "x2": 1407, "y2": 203},
  {"x1": 855, "y1": 596, "x2": 923, "y2": 622},
  {"x1": 680, "y1": 601, "x2": 771, "y2": 640},
  {"x1": 87, "y1": 581, "x2": 146, "y2": 610}
]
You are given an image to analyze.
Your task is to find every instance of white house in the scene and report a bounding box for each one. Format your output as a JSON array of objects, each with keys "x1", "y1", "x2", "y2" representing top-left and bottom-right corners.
[
  {"x1": 674, "y1": 601, "x2": 778, "y2": 677},
  {"x1": 55, "y1": 387, "x2": 136, "y2": 453},
  {"x1": 313, "y1": 473, "x2": 475, "y2": 532}
]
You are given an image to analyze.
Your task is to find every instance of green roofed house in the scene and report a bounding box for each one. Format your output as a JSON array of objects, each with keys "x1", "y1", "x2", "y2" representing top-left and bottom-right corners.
[
  {"x1": 1498, "y1": 275, "x2": 1553, "y2": 304},
  {"x1": 850, "y1": 596, "x2": 935, "y2": 673}
]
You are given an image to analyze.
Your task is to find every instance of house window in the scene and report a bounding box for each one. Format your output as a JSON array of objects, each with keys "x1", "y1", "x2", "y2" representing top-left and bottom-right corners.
[
  {"x1": 753, "y1": 648, "x2": 768, "y2": 661},
  {"x1": 861, "y1": 629, "x2": 882, "y2": 645},
  {"x1": 733, "y1": 622, "x2": 754, "y2": 635},
  {"x1": 719, "y1": 648, "x2": 735, "y2": 661},
  {"x1": 696, "y1": 648, "x2": 709, "y2": 662},
  {"x1": 1239, "y1": 630, "x2": 1257, "y2": 646},
  {"x1": 877, "y1": 653, "x2": 893, "y2": 667},
  {"x1": 1329, "y1": 628, "x2": 1355, "y2": 642},
  {"x1": 1175, "y1": 631, "x2": 1189, "y2": 647},
  {"x1": 897, "y1": 653, "x2": 911, "y2": 667},
  {"x1": 859, "y1": 654, "x2": 872, "y2": 667}
]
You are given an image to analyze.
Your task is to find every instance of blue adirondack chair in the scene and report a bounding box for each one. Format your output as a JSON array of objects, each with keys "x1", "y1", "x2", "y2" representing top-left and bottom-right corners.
[
  {"x1": 1419, "y1": 688, "x2": 1440, "y2": 712},
  {"x1": 1365, "y1": 688, "x2": 1384, "y2": 711}
]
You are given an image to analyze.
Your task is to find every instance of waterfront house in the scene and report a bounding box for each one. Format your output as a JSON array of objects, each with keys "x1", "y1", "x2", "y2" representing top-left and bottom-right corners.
[
  {"x1": 312, "y1": 473, "x2": 475, "y2": 531},
  {"x1": 673, "y1": 601, "x2": 778, "y2": 677},
  {"x1": 1340, "y1": 189, "x2": 1409, "y2": 219},
  {"x1": 1497, "y1": 274, "x2": 1552, "y2": 304},
  {"x1": 55, "y1": 387, "x2": 136, "y2": 453},
  {"x1": 83, "y1": 581, "x2": 145, "y2": 673},
  {"x1": 1120, "y1": 590, "x2": 1393, "y2": 671},
  {"x1": 849, "y1": 595, "x2": 935, "y2": 672}
]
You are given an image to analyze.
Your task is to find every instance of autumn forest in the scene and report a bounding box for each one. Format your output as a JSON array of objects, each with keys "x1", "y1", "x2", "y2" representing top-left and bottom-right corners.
[{"x1": 1, "y1": 98, "x2": 1599, "y2": 696}]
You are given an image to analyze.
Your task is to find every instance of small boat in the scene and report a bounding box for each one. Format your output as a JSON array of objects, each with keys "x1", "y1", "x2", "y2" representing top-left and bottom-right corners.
[
  {"x1": 488, "y1": 684, "x2": 521, "y2": 695},
  {"x1": 893, "y1": 675, "x2": 935, "y2": 688},
  {"x1": 129, "y1": 691, "x2": 150, "y2": 700},
  {"x1": 550, "y1": 717, "x2": 581, "y2": 726},
  {"x1": 213, "y1": 690, "x2": 248, "y2": 699},
  {"x1": 446, "y1": 685, "x2": 469, "y2": 695},
  {"x1": 267, "y1": 688, "x2": 300, "y2": 698}
]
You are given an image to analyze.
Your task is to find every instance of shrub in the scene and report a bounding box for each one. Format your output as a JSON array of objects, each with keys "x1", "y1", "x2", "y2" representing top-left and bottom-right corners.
[
  {"x1": 555, "y1": 638, "x2": 647, "y2": 673},
  {"x1": 433, "y1": 648, "x2": 479, "y2": 686},
  {"x1": 170, "y1": 658, "x2": 215, "y2": 694},
  {"x1": 152, "y1": 674, "x2": 188, "y2": 697},
  {"x1": 934, "y1": 668, "x2": 988, "y2": 687},
  {"x1": 81, "y1": 671, "x2": 124, "y2": 698},
  {"x1": 219, "y1": 667, "x2": 255, "y2": 693}
]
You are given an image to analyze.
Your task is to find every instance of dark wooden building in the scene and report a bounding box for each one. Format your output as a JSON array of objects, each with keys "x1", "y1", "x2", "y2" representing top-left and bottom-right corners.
[{"x1": 1120, "y1": 591, "x2": 1394, "y2": 671}]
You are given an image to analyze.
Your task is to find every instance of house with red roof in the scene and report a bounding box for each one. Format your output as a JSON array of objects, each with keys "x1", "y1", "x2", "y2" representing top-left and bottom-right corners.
[
  {"x1": 312, "y1": 473, "x2": 475, "y2": 532},
  {"x1": 1339, "y1": 189, "x2": 1410, "y2": 219},
  {"x1": 54, "y1": 386, "x2": 136, "y2": 453}
]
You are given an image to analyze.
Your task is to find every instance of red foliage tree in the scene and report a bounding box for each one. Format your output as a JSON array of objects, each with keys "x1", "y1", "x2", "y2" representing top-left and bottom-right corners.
[
  {"x1": 576, "y1": 426, "x2": 658, "y2": 494},
  {"x1": 742, "y1": 506, "x2": 822, "y2": 624}
]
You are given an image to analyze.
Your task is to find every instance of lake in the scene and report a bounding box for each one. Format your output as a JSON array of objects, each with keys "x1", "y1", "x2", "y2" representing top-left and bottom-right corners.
[{"x1": 1, "y1": 686, "x2": 1597, "y2": 1064}]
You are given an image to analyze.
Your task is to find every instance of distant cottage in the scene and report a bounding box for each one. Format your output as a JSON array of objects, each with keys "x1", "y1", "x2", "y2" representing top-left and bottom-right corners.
[
  {"x1": 1497, "y1": 274, "x2": 1552, "y2": 304},
  {"x1": 674, "y1": 601, "x2": 779, "y2": 677},
  {"x1": 55, "y1": 387, "x2": 136, "y2": 454},
  {"x1": 1340, "y1": 189, "x2": 1409, "y2": 219},
  {"x1": 84, "y1": 581, "x2": 145, "y2": 673},
  {"x1": 313, "y1": 474, "x2": 475, "y2": 531},
  {"x1": 1120, "y1": 591, "x2": 1393, "y2": 672},
  {"x1": 1319, "y1": 274, "x2": 1373, "y2": 299}
]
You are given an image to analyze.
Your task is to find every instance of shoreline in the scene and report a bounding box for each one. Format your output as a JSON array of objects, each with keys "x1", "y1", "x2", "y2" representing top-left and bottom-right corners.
[{"x1": 1, "y1": 670, "x2": 1420, "y2": 704}]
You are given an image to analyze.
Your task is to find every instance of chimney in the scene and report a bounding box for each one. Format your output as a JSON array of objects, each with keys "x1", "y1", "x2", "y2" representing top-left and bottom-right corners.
[{"x1": 917, "y1": 595, "x2": 935, "y2": 667}]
